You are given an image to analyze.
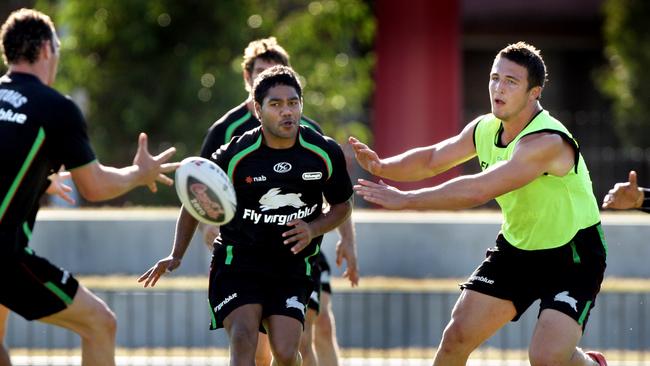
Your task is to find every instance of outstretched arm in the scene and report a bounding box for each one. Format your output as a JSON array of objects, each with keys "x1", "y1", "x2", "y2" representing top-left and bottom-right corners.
[
  {"x1": 71, "y1": 133, "x2": 178, "y2": 202},
  {"x1": 335, "y1": 216, "x2": 359, "y2": 287},
  {"x1": 354, "y1": 132, "x2": 575, "y2": 210},
  {"x1": 348, "y1": 119, "x2": 478, "y2": 182},
  {"x1": 138, "y1": 208, "x2": 199, "y2": 287},
  {"x1": 602, "y1": 170, "x2": 646, "y2": 210}
]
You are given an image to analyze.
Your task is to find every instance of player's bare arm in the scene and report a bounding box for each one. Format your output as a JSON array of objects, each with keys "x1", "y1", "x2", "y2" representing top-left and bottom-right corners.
[
  {"x1": 355, "y1": 132, "x2": 575, "y2": 210},
  {"x1": 138, "y1": 207, "x2": 200, "y2": 287},
  {"x1": 71, "y1": 133, "x2": 178, "y2": 201},
  {"x1": 283, "y1": 199, "x2": 352, "y2": 254},
  {"x1": 335, "y1": 216, "x2": 359, "y2": 286},
  {"x1": 349, "y1": 119, "x2": 479, "y2": 182}
]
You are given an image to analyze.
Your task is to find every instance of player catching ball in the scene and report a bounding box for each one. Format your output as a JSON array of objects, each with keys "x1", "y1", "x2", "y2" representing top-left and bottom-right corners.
[{"x1": 140, "y1": 65, "x2": 353, "y2": 366}]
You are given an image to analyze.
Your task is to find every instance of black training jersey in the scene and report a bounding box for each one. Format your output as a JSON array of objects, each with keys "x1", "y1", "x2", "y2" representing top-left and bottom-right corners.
[
  {"x1": 0, "y1": 72, "x2": 95, "y2": 251},
  {"x1": 199, "y1": 101, "x2": 323, "y2": 159},
  {"x1": 211, "y1": 126, "x2": 352, "y2": 278}
]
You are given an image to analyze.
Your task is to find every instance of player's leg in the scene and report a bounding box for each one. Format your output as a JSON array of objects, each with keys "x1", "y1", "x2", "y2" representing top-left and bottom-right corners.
[
  {"x1": 0, "y1": 305, "x2": 11, "y2": 366},
  {"x1": 223, "y1": 304, "x2": 264, "y2": 366},
  {"x1": 433, "y1": 289, "x2": 515, "y2": 366},
  {"x1": 529, "y1": 224, "x2": 607, "y2": 366},
  {"x1": 300, "y1": 308, "x2": 318, "y2": 366},
  {"x1": 314, "y1": 291, "x2": 340, "y2": 366},
  {"x1": 255, "y1": 333, "x2": 273, "y2": 366},
  {"x1": 266, "y1": 315, "x2": 303, "y2": 366},
  {"x1": 529, "y1": 309, "x2": 600, "y2": 365},
  {"x1": 39, "y1": 285, "x2": 117, "y2": 366}
]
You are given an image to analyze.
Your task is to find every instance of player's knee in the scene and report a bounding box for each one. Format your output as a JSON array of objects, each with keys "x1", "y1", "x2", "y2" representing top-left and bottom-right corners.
[
  {"x1": 80, "y1": 304, "x2": 116, "y2": 340},
  {"x1": 315, "y1": 312, "x2": 334, "y2": 339},
  {"x1": 272, "y1": 346, "x2": 299, "y2": 366},
  {"x1": 438, "y1": 320, "x2": 476, "y2": 354},
  {"x1": 93, "y1": 305, "x2": 117, "y2": 336},
  {"x1": 228, "y1": 326, "x2": 257, "y2": 352}
]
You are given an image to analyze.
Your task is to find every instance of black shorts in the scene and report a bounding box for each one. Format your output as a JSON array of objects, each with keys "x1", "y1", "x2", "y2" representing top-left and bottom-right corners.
[
  {"x1": 307, "y1": 252, "x2": 334, "y2": 313},
  {"x1": 461, "y1": 223, "x2": 607, "y2": 329},
  {"x1": 208, "y1": 269, "x2": 312, "y2": 332},
  {"x1": 0, "y1": 248, "x2": 79, "y2": 320}
]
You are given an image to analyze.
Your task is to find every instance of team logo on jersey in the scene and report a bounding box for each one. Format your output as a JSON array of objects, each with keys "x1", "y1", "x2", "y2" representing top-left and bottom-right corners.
[
  {"x1": 259, "y1": 188, "x2": 306, "y2": 211},
  {"x1": 285, "y1": 296, "x2": 306, "y2": 316},
  {"x1": 273, "y1": 162, "x2": 292, "y2": 173},
  {"x1": 554, "y1": 291, "x2": 578, "y2": 312},
  {"x1": 302, "y1": 172, "x2": 322, "y2": 181}
]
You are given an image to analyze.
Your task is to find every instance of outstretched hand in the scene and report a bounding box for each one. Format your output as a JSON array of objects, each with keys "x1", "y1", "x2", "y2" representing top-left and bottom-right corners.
[
  {"x1": 336, "y1": 238, "x2": 359, "y2": 287},
  {"x1": 133, "y1": 133, "x2": 179, "y2": 192},
  {"x1": 602, "y1": 170, "x2": 644, "y2": 210},
  {"x1": 138, "y1": 255, "x2": 182, "y2": 288},
  {"x1": 354, "y1": 178, "x2": 408, "y2": 209},
  {"x1": 348, "y1": 136, "x2": 382, "y2": 176},
  {"x1": 46, "y1": 171, "x2": 75, "y2": 205}
]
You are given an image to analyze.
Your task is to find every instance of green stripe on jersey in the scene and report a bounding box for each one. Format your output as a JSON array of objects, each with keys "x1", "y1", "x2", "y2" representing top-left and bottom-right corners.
[
  {"x1": 208, "y1": 299, "x2": 217, "y2": 329},
  {"x1": 225, "y1": 245, "x2": 233, "y2": 265},
  {"x1": 224, "y1": 111, "x2": 252, "y2": 144},
  {"x1": 298, "y1": 134, "x2": 332, "y2": 179},
  {"x1": 44, "y1": 281, "x2": 73, "y2": 305},
  {"x1": 227, "y1": 134, "x2": 262, "y2": 182},
  {"x1": 22, "y1": 222, "x2": 32, "y2": 241},
  {"x1": 304, "y1": 245, "x2": 320, "y2": 276},
  {"x1": 0, "y1": 127, "x2": 46, "y2": 223},
  {"x1": 300, "y1": 118, "x2": 319, "y2": 132}
]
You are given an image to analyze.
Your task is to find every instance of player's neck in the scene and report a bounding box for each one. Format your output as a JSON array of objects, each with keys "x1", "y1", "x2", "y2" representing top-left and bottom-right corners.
[
  {"x1": 8, "y1": 63, "x2": 50, "y2": 85},
  {"x1": 245, "y1": 97, "x2": 255, "y2": 113},
  {"x1": 501, "y1": 102, "x2": 542, "y2": 142}
]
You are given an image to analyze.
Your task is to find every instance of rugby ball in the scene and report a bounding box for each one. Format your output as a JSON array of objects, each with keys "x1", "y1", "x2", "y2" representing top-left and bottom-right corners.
[{"x1": 175, "y1": 157, "x2": 237, "y2": 225}]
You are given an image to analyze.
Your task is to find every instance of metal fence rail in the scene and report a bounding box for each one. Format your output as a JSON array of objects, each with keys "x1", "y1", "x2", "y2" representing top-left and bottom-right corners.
[{"x1": 6, "y1": 287, "x2": 649, "y2": 365}]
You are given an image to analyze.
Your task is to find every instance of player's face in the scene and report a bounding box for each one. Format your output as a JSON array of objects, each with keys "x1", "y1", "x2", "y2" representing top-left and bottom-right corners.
[
  {"x1": 489, "y1": 56, "x2": 539, "y2": 122},
  {"x1": 257, "y1": 84, "x2": 302, "y2": 148},
  {"x1": 245, "y1": 58, "x2": 280, "y2": 89}
]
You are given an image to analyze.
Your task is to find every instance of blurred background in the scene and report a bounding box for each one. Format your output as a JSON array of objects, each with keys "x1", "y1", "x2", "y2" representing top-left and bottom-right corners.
[
  {"x1": 2, "y1": 0, "x2": 649, "y2": 207},
  {"x1": 3, "y1": 0, "x2": 650, "y2": 365}
]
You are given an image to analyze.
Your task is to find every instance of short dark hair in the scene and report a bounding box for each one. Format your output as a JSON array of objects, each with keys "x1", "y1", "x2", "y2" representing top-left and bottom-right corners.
[
  {"x1": 241, "y1": 37, "x2": 290, "y2": 77},
  {"x1": 0, "y1": 8, "x2": 56, "y2": 65},
  {"x1": 252, "y1": 65, "x2": 302, "y2": 105},
  {"x1": 497, "y1": 41, "x2": 548, "y2": 91}
]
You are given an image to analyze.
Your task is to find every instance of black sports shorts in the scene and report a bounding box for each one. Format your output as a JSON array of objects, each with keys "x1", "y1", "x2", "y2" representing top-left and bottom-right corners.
[
  {"x1": 0, "y1": 248, "x2": 79, "y2": 320},
  {"x1": 208, "y1": 269, "x2": 312, "y2": 332},
  {"x1": 461, "y1": 223, "x2": 607, "y2": 330}
]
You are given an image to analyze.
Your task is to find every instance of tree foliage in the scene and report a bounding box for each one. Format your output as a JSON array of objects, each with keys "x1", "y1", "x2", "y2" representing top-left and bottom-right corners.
[
  {"x1": 599, "y1": 0, "x2": 650, "y2": 148},
  {"x1": 24, "y1": 0, "x2": 375, "y2": 205}
]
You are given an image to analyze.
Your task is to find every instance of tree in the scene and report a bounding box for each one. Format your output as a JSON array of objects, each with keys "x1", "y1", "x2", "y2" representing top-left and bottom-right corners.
[
  {"x1": 27, "y1": 0, "x2": 374, "y2": 205},
  {"x1": 599, "y1": 0, "x2": 650, "y2": 148}
]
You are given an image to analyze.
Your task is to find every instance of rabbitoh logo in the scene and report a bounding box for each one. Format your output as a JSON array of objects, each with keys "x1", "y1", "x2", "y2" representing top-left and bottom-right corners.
[
  {"x1": 258, "y1": 188, "x2": 306, "y2": 211},
  {"x1": 554, "y1": 291, "x2": 578, "y2": 312},
  {"x1": 285, "y1": 296, "x2": 305, "y2": 316}
]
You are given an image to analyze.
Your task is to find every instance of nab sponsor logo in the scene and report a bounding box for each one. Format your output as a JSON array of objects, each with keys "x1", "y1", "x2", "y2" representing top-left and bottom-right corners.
[
  {"x1": 274, "y1": 162, "x2": 292, "y2": 173},
  {"x1": 245, "y1": 175, "x2": 266, "y2": 184},
  {"x1": 302, "y1": 172, "x2": 322, "y2": 181}
]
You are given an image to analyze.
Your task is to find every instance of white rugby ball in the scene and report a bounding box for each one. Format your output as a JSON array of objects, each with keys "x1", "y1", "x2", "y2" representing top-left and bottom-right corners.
[{"x1": 175, "y1": 157, "x2": 237, "y2": 225}]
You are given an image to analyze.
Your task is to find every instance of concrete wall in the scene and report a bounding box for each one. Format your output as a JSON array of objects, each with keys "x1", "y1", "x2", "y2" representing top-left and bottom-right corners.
[{"x1": 28, "y1": 209, "x2": 650, "y2": 278}]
